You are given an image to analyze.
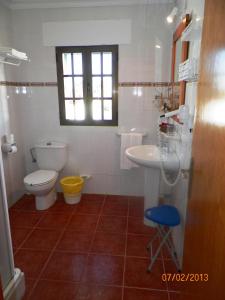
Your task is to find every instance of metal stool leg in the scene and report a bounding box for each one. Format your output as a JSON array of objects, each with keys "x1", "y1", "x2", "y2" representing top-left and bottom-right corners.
[
  {"x1": 159, "y1": 226, "x2": 175, "y2": 251},
  {"x1": 158, "y1": 225, "x2": 181, "y2": 271},
  {"x1": 146, "y1": 230, "x2": 160, "y2": 250},
  {"x1": 147, "y1": 227, "x2": 172, "y2": 272}
]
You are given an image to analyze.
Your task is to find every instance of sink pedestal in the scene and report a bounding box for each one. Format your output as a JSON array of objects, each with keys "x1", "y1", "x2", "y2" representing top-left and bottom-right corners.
[
  {"x1": 143, "y1": 168, "x2": 160, "y2": 227},
  {"x1": 125, "y1": 145, "x2": 163, "y2": 227}
]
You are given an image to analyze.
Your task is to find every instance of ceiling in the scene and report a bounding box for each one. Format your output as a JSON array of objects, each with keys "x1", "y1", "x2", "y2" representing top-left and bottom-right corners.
[{"x1": 2, "y1": 0, "x2": 175, "y2": 10}]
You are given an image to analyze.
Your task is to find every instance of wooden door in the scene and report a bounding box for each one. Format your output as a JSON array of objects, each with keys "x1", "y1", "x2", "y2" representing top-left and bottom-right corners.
[
  {"x1": 0, "y1": 279, "x2": 3, "y2": 300},
  {"x1": 182, "y1": 0, "x2": 225, "y2": 299}
]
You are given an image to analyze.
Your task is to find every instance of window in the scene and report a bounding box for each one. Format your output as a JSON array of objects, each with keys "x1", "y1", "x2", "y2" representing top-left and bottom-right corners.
[{"x1": 56, "y1": 45, "x2": 118, "y2": 126}]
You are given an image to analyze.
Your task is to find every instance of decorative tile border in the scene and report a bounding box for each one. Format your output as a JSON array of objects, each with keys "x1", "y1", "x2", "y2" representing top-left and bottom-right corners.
[
  {"x1": 119, "y1": 82, "x2": 178, "y2": 87},
  {"x1": 0, "y1": 81, "x2": 57, "y2": 87},
  {"x1": 0, "y1": 81, "x2": 178, "y2": 87}
]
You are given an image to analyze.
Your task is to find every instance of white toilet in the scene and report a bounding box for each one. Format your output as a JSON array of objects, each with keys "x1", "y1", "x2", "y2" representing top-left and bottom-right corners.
[{"x1": 24, "y1": 141, "x2": 67, "y2": 210}]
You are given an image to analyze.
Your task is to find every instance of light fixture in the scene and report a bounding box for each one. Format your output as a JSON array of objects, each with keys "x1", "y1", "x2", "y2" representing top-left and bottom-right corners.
[
  {"x1": 166, "y1": 7, "x2": 178, "y2": 23},
  {"x1": 155, "y1": 45, "x2": 161, "y2": 49}
]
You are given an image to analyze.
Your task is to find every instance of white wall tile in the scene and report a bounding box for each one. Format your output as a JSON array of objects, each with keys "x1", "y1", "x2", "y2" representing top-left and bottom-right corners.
[
  {"x1": 105, "y1": 174, "x2": 121, "y2": 196},
  {"x1": 120, "y1": 168, "x2": 144, "y2": 196},
  {"x1": 83, "y1": 173, "x2": 107, "y2": 195},
  {"x1": 9, "y1": 3, "x2": 173, "y2": 197},
  {"x1": 0, "y1": 3, "x2": 26, "y2": 206}
]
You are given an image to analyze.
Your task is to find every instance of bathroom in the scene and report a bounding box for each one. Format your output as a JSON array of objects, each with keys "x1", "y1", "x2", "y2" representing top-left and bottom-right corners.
[{"x1": 1, "y1": 0, "x2": 225, "y2": 299}]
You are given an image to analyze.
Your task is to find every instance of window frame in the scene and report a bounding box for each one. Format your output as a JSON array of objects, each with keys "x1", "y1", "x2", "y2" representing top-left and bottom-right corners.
[{"x1": 56, "y1": 45, "x2": 118, "y2": 126}]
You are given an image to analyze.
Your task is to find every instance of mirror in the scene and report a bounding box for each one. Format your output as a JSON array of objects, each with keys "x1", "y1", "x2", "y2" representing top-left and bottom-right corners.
[
  {"x1": 171, "y1": 14, "x2": 191, "y2": 105},
  {"x1": 174, "y1": 39, "x2": 182, "y2": 82}
]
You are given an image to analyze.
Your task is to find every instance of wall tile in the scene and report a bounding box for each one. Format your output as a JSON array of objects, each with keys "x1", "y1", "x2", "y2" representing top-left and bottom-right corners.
[{"x1": 10, "y1": 3, "x2": 173, "y2": 196}]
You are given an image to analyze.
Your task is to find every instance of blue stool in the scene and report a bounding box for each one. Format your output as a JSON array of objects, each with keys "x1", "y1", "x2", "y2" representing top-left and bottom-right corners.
[{"x1": 145, "y1": 205, "x2": 181, "y2": 272}]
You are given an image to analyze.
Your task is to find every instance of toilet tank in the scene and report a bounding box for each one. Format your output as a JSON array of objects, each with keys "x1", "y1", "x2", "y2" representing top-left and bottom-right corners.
[{"x1": 35, "y1": 141, "x2": 67, "y2": 172}]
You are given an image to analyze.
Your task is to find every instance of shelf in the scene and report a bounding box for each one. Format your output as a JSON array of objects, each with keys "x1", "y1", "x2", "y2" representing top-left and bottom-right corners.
[
  {"x1": 160, "y1": 131, "x2": 181, "y2": 141},
  {"x1": 178, "y1": 58, "x2": 199, "y2": 82},
  {"x1": 181, "y1": 19, "x2": 202, "y2": 42},
  {"x1": 171, "y1": 115, "x2": 183, "y2": 124},
  {"x1": 0, "y1": 47, "x2": 29, "y2": 66}
]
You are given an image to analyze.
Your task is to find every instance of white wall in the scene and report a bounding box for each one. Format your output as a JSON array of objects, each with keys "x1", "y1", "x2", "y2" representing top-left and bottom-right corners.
[
  {"x1": 170, "y1": 0, "x2": 205, "y2": 265},
  {"x1": 11, "y1": 3, "x2": 173, "y2": 196},
  {"x1": 0, "y1": 0, "x2": 206, "y2": 267},
  {"x1": 0, "y1": 2, "x2": 26, "y2": 207}
]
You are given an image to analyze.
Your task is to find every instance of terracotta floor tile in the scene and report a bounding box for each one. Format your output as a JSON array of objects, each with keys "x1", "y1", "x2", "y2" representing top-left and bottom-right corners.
[
  {"x1": 10, "y1": 193, "x2": 174, "y2": 299},
  {"x1": 124, "y1": 288, "x2": 169, "y2": 300},
  {"x1": 67, "y1": 214, "x2": 99, "y2": 232},
  {"x1": 81, "y1": 193, "x2": 105, "y2": 202},
  {"x1": 76, "y1": 285, "x2": 122, "y2": 300},
  {"x1": 9, "y1": 209, "x2": 20, "y2": 220},
  {"x1": 102, "y1": 195, "x2": 129, "y2": 216},
  {"x1": 163, "y1": 260, "x2": 182, "y2": 292},
  {"x1": 22, "y1": 228, "x2": 62, "y2": 250},
  {"x1": 97, "y1": 216, "x2": 127, "y2": 233},
  {"x1": 57, "y1": 230, "x2": 92, "y2": 252},
  {"x1": 22, "y1": 278, "x2": 36, "y2": 300},
  {"x1": 126, "y1": 234, "x2": 150, "y2": 258},
  {"x1": 129, "y1": 205, "x2": 144, "y2": 218},
  {"x1": 128, "y1": 197, "x2": 144, "y2": 218},
  {"x1": 76, "y1": 198, "x2": 103, "y2": 215},
  {"x1": 15, "y1": 249, "x2": 51, "y2": 279},
  {"x1": 125, "y1": 257, "x2": 166, "y2": 290},
  {"x1": 10, "y1": 211, "x2": 44, "y2": 228},
  {"x1": 10, "y1": 227, "x2": 32, "y2": 249},
  {"x1": 29, "y1": 279, "x2": 79, "y2": 300},
  {"x1": 91, "y1": 232, "x2": 126, "y2": 255},
  {"x1": 128, "y1": 196, "x2": 144, "y2": 206},
  {"x1": 37, "y1": 212, "x2": 71, "y2": 229},
  {"x1": 82, "y1": 254, "x2": 124, "y2": 285},
  {"x1": 127, "y1": 234, "x2": 163, "y2": 259},
  {"x1": 169, "y1": 292, "x2": 182, "y2": 300},
  {"x1": 162, "y1": 244, "x2": 174, "y2": 260},
  {"x1": 41, "y1": 251, "x2": 87, "y2": 282},
  {"x1": 128, "y1": 217, "x2": 156, "y2": 235},
  {"x1": 48, "y1": 197, "x2": 77, "y2": 213},
  {"x1": 11, "y1": 194, "x2": 36, "y2": 211}
]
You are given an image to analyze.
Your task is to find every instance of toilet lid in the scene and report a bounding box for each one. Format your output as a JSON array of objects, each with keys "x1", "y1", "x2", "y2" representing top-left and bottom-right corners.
[{"x1": 24, "y1": 170, "x2": 57, "y2": 186}]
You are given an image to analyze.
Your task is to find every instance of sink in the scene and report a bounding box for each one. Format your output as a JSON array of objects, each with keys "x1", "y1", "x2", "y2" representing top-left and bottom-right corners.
[
  {"x1": 125, "y1": 145, "x2": 160, "y2": 169},
  {"x1": 126, "y1": 145, "x2": 179, "y2": 171}
]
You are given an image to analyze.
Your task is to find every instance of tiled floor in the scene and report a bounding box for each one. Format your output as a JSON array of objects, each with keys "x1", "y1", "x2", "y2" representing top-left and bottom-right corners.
[{"x1": 9, "y1": 193, "x2": 181, "y2": 300}]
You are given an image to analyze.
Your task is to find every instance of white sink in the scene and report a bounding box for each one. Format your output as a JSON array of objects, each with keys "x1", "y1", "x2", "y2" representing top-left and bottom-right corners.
[
  {"x1": 125, "y1": 145, "x2": 160, "y2": 169},
  {"x1": 126, "y1": 145, "x2": 179, "y2": 171}
]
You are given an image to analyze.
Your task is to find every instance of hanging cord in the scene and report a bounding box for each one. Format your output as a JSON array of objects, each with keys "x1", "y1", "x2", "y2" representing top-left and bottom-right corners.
[{"x1": 158, "y1": 118, "x2": 182, "y2": 186}]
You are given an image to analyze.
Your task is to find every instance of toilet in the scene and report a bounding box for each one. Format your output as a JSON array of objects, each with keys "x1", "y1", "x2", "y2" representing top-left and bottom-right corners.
[{"x1": 24, "y1": 141, "x2": 67, "y2": 210}]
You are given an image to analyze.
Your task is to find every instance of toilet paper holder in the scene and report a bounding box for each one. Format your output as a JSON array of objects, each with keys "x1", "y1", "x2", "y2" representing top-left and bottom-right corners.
[
  {"x1": 1, "y1": 134, "x2": 18, "y2": 154},
  {"x1": 1, "y1": 142, "x2": 17, "y2": 153}
]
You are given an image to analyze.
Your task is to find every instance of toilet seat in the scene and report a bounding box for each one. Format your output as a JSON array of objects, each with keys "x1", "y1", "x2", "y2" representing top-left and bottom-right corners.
[{"x1": 24, "y1": 170, "x2": 57, "y2": 186}]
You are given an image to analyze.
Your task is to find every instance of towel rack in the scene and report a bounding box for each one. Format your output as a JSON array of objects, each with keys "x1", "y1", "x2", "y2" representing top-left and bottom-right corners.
[
  {"x1": 116, "y1": 127, "x2": 147, "y2": 137},
  {"x1": 0, "y1": 47, "x2": 29, "y2": 66}
]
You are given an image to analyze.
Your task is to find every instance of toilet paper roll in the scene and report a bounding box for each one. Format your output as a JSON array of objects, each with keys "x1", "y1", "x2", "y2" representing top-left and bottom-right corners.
[
  {"x1": 10, "y1": 145, "x2": 17, "y2": 153},
  {"x1": 6, "y1": 134, "x2": 15, "y2": 144},
  {"x1": 10, "y1": 134, "x2": 15, "y2": 144}
]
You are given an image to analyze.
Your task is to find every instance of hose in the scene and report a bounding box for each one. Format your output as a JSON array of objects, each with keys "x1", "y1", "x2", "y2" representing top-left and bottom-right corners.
[{"x1": 158, "y1": 118, "x2": 181, "y2": 186}]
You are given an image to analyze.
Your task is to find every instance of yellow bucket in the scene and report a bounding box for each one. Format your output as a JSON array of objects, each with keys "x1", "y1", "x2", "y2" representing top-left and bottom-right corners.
[{"x1": 60, "y1": 176, "x2": 84, "y2": 204}]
